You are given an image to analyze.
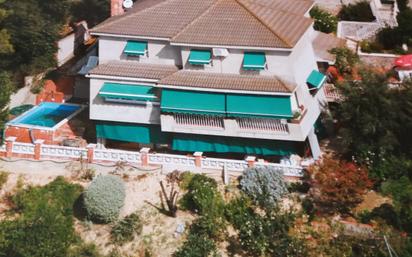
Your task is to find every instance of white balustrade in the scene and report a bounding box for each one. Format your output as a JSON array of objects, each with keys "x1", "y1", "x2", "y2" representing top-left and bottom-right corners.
[
  {"x1": 12, "y1": 142, "x2": 35, "y2": 155},
  {"x1": 41, "y1": 145, "x2": 87, "y2": 159},
  {"x1": 148, "y1": 153, "x2": 196, "y2": 167},
  {"x1": 201, "y1": 157, "x2": 248, "y2": 171},
  {"x1": 94, "y1": 148, "x2": 141, "y2": 163},
  {"x1": 256, "y1": 162, "x2": 304, "y2": 177}
]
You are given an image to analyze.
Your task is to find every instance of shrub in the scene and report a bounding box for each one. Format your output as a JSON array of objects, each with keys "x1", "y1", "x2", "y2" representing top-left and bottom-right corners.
[
  {"x1": 377, "y1": 27, "x2": 403, "y2": 50},
  {"x1": 308, "y1": 158, "x2": 373, "y2": 214},
  {"x1": 0, "y1": 177, "x2": 83, "y2": 257},
  {"x1": 178, "y1": 171, "x2": 195, "y2": 190},
  {"x1": 179, "y1": 174, "x2": 224, "y2": 216},
  {"x1": 329, "y1": 47, "x2": 359, "y2": 75},
  {"x1": 240, "y1": 166, "x2": 288, "y2": 208},
  {"x1": 67, "y1": 243, "x2": 104, "y2": 257},
  {"x1": 339, "y1": 1, "x2": 375, "y2": 22},
  {"x1": 111, "y1": 212, "x2": 142, "y2": 245},
  {"x1": 83, "y1": 175, "x2": 125, "y2": 223},
  {"x1": 173, "y1": 233, "x2": 217, "y2": 257},
  {"x1": 360, "y1": 40, "x2": 384, "y2": 53},
  {"x1": 0, "y1": 171, "x2": 9, "y2": 190},
  {"x1": 301, "y1": 198, "x2": 315, "y2": 220},
  {"x1": 310, "y1": 6, "x2": 338, "y2": 34}
]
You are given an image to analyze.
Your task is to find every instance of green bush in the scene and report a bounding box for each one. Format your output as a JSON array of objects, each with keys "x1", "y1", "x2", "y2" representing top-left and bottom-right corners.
[
  {"x1": 67, "y1": 243, "x2": 104, "y2": 257},
  {"x1": 240, "y1": 166, "x2": 288, "y2": 209},
  {"x1": 178, "y1": 171, "x2": 195, "y2": 190},
  {"x1": 0, "y1": 171, "x2": 9, "y2": 190},
  {"x1": 310, "y1": 6, "x2": 338, "y2": 34},
  {"x1": 83, "y1": 175, "x2": 125, "y2": 223},
  {"x1": 111, "y1": 212, "x2": 142, "y2": 245},
  {"x1": 179, "y1": 174, "x2": 224, "y2": 216},
  {"x1": 377, "y1": 27, "x2": 402, "y2": 49},
  {"x1": 173, "y1": 233, "x2": 217, "y2": 257},
  {"x1": 0, "y1": 177, "x2": 83, "y2": 257},
  {"x1": 339, "y1": 1, "x2": 375, "y2": 21},
  {"x1": 360, "y1": 40, "x2": 384, "y2": 53}
]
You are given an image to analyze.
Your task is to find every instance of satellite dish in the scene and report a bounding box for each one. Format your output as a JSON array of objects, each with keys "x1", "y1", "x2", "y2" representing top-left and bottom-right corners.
[{"x1": 123, "y1": 0, "x2": 134, "y2": 8}]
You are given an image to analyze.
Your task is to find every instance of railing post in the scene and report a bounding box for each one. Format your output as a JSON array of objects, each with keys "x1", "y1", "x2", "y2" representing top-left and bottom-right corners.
[
  {"x1": 194, "y1": 152, "x2": 203, "y2": 168},
  {"x1": 245, "y1": 156, "x2": 256, "y2": 168},
  {"x1": 5, "y1": 137, "x2": 16, "y2": 158},
  {"x1": 87, "y1": 144, "x2": 95, "y2": 163},
  {"x1": 34, "y1": 139, "x2": 44, "y2": 160},
  {"x1": 140, "y1": 147, "x2": 150, "y2": 166}
]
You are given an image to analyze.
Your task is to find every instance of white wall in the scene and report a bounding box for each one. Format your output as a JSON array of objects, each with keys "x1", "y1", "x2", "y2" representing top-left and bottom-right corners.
[
  {"x1": 98, "y1": 36, "x2": 182, "y2": 66},
  {"x1": 89, "y1": 78, "x2": 161, "y2": 124},
  {"x1": 57, "y1": 33, "x2": 75, "y2": 67}
]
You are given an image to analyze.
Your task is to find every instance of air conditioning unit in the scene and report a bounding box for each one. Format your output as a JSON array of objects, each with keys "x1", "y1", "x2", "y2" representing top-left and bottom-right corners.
[{"x1": 213, "y1": 48, "x2": 229, "y2": 57}]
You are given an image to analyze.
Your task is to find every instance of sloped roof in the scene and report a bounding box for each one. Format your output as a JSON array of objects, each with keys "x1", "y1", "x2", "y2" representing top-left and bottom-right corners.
[
  {"x1": 159, "y1": 70, "x2": 295, "y2": 93},
  {"x1": 88, "y1": 61, "x2": 179, "y2": 80},
  {"x1": 313, "y1": 32, "x2": 346, "y2": 62},
  {"x1": 91, "y1": 0, "x2": 313, "y2": 49}
]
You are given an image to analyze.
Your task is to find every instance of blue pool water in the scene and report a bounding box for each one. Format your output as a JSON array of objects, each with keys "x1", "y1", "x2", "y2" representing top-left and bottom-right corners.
[{"x1": 9, "y1": 102, "x2": 81, "y2": 128}]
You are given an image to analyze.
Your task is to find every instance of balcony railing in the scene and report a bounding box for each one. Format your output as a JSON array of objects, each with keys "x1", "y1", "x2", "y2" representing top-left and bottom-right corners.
[
  {"x1": 236, "y1": 117, "x2": 289, "y2": 134},
  {"x1": 174, "y1": 113, "x2": 224, "y2": 128}
]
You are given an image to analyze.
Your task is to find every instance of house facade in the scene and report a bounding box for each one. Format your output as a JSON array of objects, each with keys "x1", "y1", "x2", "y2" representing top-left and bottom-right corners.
[{"x1": 87, "y1": 0, "x2": 326, "y2": 160}]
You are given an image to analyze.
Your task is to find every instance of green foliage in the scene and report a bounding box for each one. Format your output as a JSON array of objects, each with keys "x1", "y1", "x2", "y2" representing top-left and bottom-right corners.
[
  {"x1": 0, "y1": 71, "x2": 13, "y2": 130},
  {"x1": 360, "y1": 40, "x2": 384, "y2": 53},
  {"x1": 178, "y1": 171, "x2": 195, "y2": 190},
  {"x1": 0, "y1": 177, "x2": 83, "y2": 257},
  {"x1": 173, "y1": 233, "x2": 217, "y2": 257},
  {"x1": 309, "y1": 6, "x2": 338, "y2": 34},
  {"x1": 329, "y1": 47, "x2": 359, "y2": 75},
  {"x1": 84, "y1": 175, "x2": 125, "y2": 223},
  {"x1": 377, "y1": 27, "x2": 403, "y2": 50},
  {"x1": 67, "y1": 243, "x2": 104, "y2": 257},
  {"x1": 0, "y1": 0, "x2": 69, "y2": 75},
  {"x1": 71, "y1": 0, "x2": 110, "y2": 27},
  {"x1": 225, "y1": 196, "x2": 306, "y2": 257},
  {"x1": 0, "y1": 171, "x2": 8, "y2": 190},
  {"x1": 111, "y1": 212, "x2": 143, "y2": 245},
  {"x1": 240, "y1": 166, "x2": 288, "y2": 209},
  {"x1": 339, "y1": 1, "x2": 375, "y2": 22}
]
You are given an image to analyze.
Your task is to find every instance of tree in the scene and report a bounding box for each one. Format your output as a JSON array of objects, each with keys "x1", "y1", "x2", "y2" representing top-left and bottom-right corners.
[
  {"x1": 0, "y1": 72, "x2": 13, "y2": 131},
  {"x1": 0, "y1": 1, "x2": 13, "y2": 55},
  {"x1": 240, "y1": 166, "x2": 288, "y2": 209},
  {"x1": 309, "y1": 6, "x2": 338, "y2": 34},
  {"x1": 308, "y1": 158, "x2": 372, "y2": 213},
  {"x1": 329, "y1": 47, "x2": 359, "y2": 75},
  {"x1": 71, "y1": 0, "x2": 110, "y2": 27},
  {"x1": 338, "y1": 1, "x2": 375, "y2": 22}
]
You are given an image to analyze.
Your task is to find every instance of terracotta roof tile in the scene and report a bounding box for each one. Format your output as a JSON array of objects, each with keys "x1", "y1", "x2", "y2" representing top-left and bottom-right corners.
[
  {"x1": 92, "y1": 0, "x2": 314, "y2": 49},
  {"x1": 313, "y1": 32, "x2": 346, "y2": 62},
  {"x1": 159, "y1": 70, "x2": 295, "y2": 93},
  {"x1": 89, "y1": 61, "x2": 179, "y2": 80}
]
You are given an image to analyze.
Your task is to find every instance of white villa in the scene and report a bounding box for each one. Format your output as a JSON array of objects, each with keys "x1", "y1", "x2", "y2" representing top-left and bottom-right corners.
[{"x1": 86, "y1": 0, "x2": 333, "y2": 160}]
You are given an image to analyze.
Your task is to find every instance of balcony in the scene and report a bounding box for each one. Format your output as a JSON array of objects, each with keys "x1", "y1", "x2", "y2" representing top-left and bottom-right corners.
[{"x1": 161, "y1": 100, "x2": 320, "y2": 141}]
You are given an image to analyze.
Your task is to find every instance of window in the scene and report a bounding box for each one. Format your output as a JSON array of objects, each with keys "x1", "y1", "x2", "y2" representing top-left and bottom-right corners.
[
  {"x1": 188, "y1": 49, "x2": 212, "y2": 65},
  {"x1": 123, "y1": 41, "x2": 148, "y2": 56},
  {"x1": 243, "y1": 52, "x2": 266, "y2": 70}
]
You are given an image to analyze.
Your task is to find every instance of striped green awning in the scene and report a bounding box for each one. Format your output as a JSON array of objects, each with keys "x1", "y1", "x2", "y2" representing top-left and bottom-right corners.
[
  {"x1": 172, "y1": 133, "x2": 298, "y2": 156},
  {"x1": 99, "y1": 83, "x2": 157, "y2": 102},
  {"x1": 188, "y1": 49, "x2": 211, "y2": 65},
  {"x1": 124, "y1": 41, "x2": 147, "y2": 56},
  {"x1": 96, "y1": 122, "x2": 168, "y2": 144},
  {"x1": 226, "y1": 94, "x2": 293, "y2": 118},
  {"x1": 161, "y1": 89, "x2": 225, "y2": 115},
  {"x1": 243, "y1": 52, "x2": 266, "y2": 70},
  {"x1": 307, "y1": 70, "x2": 326, "y2": 89}
]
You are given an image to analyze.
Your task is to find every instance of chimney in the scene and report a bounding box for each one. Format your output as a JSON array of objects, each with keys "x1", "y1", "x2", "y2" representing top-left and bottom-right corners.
[{"x1": 111, "y1": 0, "x2": 124, "y2": 16}]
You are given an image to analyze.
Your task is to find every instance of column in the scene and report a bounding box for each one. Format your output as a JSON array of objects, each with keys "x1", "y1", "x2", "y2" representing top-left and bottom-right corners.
[
  {"x1": 140, "y1": 147, "x2": 150, "y2": 166},
  {"x1": 87, "y1": 144, "x2": 96, "y2": 164},
  {"x1": 5, "y1": 137, "x2": 16, "y2": 158},
  {"x1": 308, "y1": 127, "x2": 322, "y2": 160},
  {"x1": 245, "y1": 156, "x2": 256, "y2": 168},
  {"x1": 194, "y1": 152, "x2": 203, "y2": 168},
  {"x1": 34, "y1": 139, "x2": 44, "y2": 160}
]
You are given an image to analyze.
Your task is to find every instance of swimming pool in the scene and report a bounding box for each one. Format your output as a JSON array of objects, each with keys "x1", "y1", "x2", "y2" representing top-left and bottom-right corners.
[{"x1": 8, "y1": 102, "x2": 84, "y2": 129}]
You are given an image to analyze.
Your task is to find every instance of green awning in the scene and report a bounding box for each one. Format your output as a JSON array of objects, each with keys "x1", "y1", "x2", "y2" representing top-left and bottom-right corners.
[
  {"x1": 307, "y1": 70, "x2": 326, "y2": 89},
  {"x1": 96, "y1": 122, "x2": 168, "y2": 144},
  {"x1": 188, "y1": 49, "x2": 211, "y2": 65},
  {"x1": 161, "y1": 89, "x2": 225, "y2": 115},
  {"x1": 99, "y1": 83, "x2": 157, "y2": 102},
  {"x1": 172, "y1": 134, "x2": 298, "y2": 156},
  {"x1": 226, "y1": 94, "x2": 293, "y2": 119},
  {"x1": 124, "y1": 41, "x2": 147, "y2": 56},
  {"x1": 243, "y1": 52, "x2": 266, "y2": 70}
]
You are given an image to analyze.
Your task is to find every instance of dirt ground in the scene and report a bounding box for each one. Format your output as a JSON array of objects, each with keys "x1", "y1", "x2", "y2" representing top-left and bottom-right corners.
[{"x1": 0, "y1": 158, "x2": 197, "y2": 257}]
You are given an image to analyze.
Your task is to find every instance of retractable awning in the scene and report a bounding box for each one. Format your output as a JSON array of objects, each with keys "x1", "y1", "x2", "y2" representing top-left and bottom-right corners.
[
  {"x1": 243, "y1": 52, "x2": 266, "y2": 70},
  {"x1": 172, "y1": 134, "x2": 297, "y2": 156},
  {"x1": 226, "y1": 94, "x2": 293, "y2": 119},
  {"x1": 98, "y1": 83, "x2": 157, "y2": 102},
  {"x1": 188, "y1": 49, "x2": 211, "y2": 65},
  {"x1": 307, "y1": 70, "x2": 326, "y2": 89},
  {"x1": 161, "y1": 89, "x2": 226, "y2": 115},
  {"x1": 96, "y1": 122, "x2": 168, "y2": 144},
  {"x1": 124, "y1": 41, "x2": 147, "y2": 56}
]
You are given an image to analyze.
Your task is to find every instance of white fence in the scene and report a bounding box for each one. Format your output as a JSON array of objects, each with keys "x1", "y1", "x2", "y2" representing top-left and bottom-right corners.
[{"x1": 1, "y1": 139, "x2": 304, "y2": 177}]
